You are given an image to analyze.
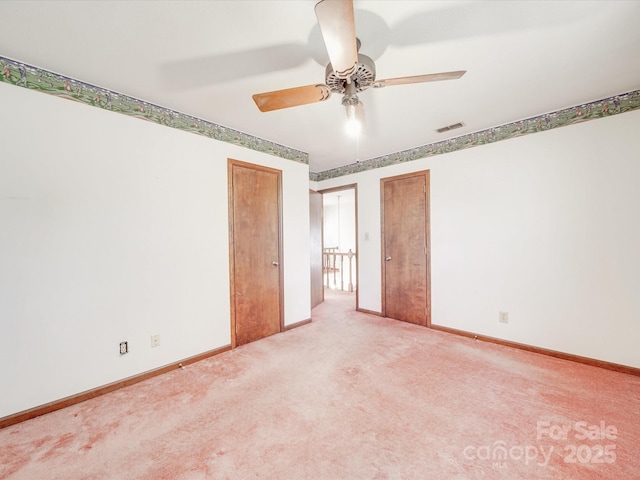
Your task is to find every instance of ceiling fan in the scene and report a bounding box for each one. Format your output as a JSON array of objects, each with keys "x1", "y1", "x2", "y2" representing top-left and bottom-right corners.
[{"x1": 252, "y1": 0, "x2": 466, "y2": 131}]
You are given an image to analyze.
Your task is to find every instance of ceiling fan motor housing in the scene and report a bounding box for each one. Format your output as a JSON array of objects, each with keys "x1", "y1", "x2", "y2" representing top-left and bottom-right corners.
[{"x1": 325, "y1": 53, "x2": 376, "y2": 94}]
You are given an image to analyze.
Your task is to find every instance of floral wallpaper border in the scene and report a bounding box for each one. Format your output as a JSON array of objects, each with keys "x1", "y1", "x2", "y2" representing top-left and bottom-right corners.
[
  {"x1": 0, "y1": 56, "x2": 308, "y2": 165},
  {"x1": 3, "y1": 55, "x2": 638, "y2": 181},
  {"x1": 310, "y1": 89, "x2": 640, "y2": 182}
]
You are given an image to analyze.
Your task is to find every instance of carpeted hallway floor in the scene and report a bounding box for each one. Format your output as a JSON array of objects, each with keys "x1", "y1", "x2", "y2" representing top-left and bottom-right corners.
[{"x1": 1, "y1": 289, "x2": 639, "y2": 479}]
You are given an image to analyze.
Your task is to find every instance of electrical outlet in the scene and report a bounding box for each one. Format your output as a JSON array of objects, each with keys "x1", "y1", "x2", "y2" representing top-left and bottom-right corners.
[
  {"x1": 151, "y1": 334, "x2": 160, "y2": 348},
  {"x1": 119, "y1": 341, "x2": 128, "y2": 354},
  {"x1": 499, "y1": 311, "x2": 509, "y2": 324}
]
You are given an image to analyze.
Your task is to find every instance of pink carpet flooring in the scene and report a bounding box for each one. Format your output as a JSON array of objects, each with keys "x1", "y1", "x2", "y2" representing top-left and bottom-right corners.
[{"x1": 1, "y1": 290, "x2": 639, "y2": 479}]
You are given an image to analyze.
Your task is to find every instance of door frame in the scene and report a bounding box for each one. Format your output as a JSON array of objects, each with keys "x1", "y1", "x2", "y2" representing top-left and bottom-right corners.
[
  {"x1": 318, "y1": 183, "x2": 359, "y2": 310},
  {"x1": 309, "y1": 189, "x2": 324, "y2": 309},
  {"x1": 227, "y1": 158, "x2": 284, "y2": 348},
  {"x1": 380, "y1": 170, "x2": 431, "y2": 327}
]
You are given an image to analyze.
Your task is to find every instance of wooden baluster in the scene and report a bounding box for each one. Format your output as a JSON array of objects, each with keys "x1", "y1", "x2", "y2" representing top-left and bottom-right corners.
[
  {"x1": 347, "y1": 249, "x2": 354, "y2": 292},
  {"x1": 332, "y1": 252, "x2": 337, "y2": 289}
]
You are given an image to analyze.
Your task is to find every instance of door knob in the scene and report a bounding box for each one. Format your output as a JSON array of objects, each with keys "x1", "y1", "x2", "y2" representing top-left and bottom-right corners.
[
  {"x1": 272, "y1": 261, "x2": 279, "y2": 266},
  {"x1": 385, "y1": 256, "x2": 392, "y2": 261}
]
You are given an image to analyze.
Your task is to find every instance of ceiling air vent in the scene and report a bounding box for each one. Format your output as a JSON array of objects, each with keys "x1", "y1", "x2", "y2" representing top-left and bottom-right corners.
[{"x1": 436, "y1": 122, "x2": 464, "y2": 133}]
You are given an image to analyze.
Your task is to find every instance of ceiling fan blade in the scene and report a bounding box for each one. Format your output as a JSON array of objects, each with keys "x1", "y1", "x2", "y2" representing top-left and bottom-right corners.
[
  {"x1": 314, "y1": 0, "x2": 358, "y2": 79},
  {"x1": 373, "y1": 70, "x2": 466, "y2": 88},
  {"x1": 253, "y1": 84, "x2": 331, "y2": 112}
]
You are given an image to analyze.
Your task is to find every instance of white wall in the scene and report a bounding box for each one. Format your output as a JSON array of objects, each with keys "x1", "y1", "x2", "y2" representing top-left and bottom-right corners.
[
  {"x1": 322, "y1": 189, "x2": 356, "y2": 252},
  {"x1": 0, "y1": 82, "x2": 310, "y2": 418},
  {"x1": 318, "y1": 109, "x2": 640, "y2": 368}
]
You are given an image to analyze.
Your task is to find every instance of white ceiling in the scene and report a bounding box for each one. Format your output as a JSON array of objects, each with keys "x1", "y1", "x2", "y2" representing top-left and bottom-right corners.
[{"x1": 1, "y1": 1, "x2": 639, "y2": 173}]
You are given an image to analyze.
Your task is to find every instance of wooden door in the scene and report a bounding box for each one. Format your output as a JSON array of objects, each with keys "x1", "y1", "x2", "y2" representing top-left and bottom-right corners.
[
  {"x1": 228, "y1": 159, "x2": 283, "y2": 347},
  {"x1": 309, "y1": 189, "x2": 324, "y2": 309},
  {"x1": 381, "y1": 171, "x2": 430, "y2": 326}
]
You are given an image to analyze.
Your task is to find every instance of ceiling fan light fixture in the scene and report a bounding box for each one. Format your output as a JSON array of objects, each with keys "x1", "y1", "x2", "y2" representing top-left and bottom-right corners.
[
  {"x1": 345, "y1": 107, "x2": 362, "y2": 136},
  {"x1": 343, "y1": 94, "x2": 363, "y2": 136}
]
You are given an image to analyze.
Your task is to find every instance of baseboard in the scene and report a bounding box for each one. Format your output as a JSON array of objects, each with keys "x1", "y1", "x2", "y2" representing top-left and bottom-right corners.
[
  {"x1": 284, "y1": 318, "x2": 312, "y2": 331},
  {"x1": 0, "y1": 344, "x2": 232, "y2": 430},
  {"x1": 430, "y1": 324, "x2": 640, "y2": 377},
  {"x1": 357, "y1": 308, "x2": 382, "y2": 317}
]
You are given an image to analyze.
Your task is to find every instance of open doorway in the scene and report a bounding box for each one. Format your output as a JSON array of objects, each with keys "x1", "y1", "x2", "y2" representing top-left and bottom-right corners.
[{"x1": 320, "y1": 185, "x2": 357, "y2": 309}]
